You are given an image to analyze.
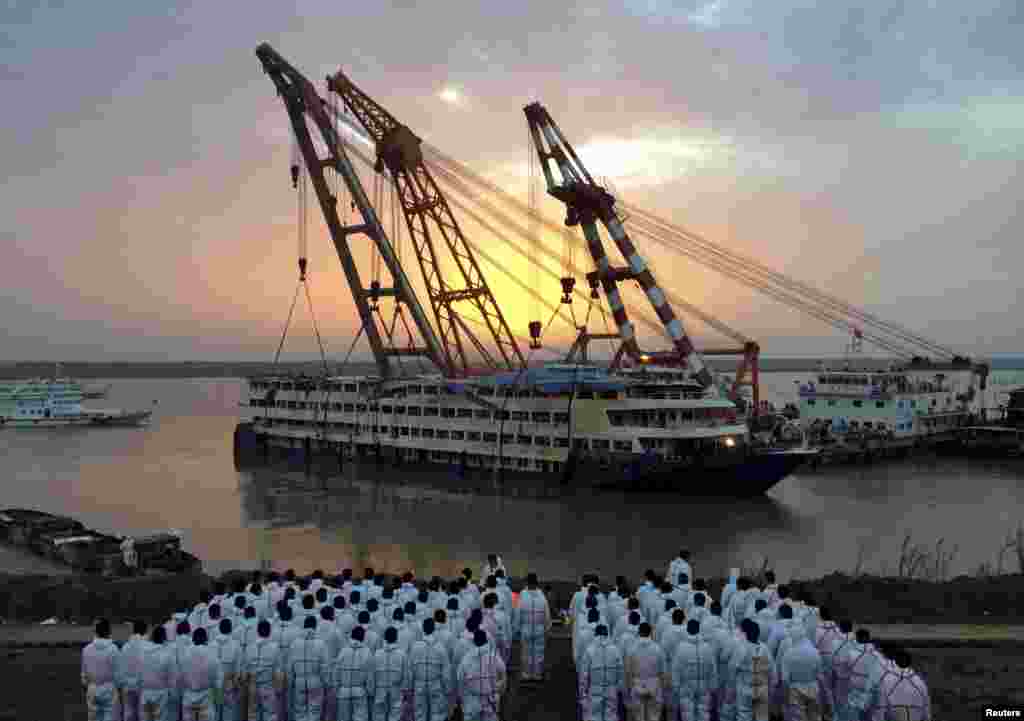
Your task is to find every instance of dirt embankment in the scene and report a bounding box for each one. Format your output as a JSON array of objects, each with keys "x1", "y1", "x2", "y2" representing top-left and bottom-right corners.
[{"x1": 3, "y1": 568, "x2": 1024, "y2": 627}]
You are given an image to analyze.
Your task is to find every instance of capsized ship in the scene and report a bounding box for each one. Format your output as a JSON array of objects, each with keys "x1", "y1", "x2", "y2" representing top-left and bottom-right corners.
[
  {"x1": 238, "y1": 45, "x2": 814, "y2": 496},
  {"x1": 236, "y1": 364, "x2": 814, "y2": 495}
]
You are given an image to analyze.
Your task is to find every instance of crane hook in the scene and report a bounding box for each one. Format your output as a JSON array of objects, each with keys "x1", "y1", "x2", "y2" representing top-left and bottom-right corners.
[{"x1": 290, "y1": 164, "x2": 300, "y2": 189}]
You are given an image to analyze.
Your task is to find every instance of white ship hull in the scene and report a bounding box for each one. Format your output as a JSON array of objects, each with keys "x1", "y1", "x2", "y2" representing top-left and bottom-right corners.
[{"x1": 236, "y1": 365, "x2": 813, "y2": 495}]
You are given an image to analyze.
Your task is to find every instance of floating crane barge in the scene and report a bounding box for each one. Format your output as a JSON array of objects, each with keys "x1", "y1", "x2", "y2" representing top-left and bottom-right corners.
[{"x1": 238, "y1": 44, "x2": 989, "y2": 490}]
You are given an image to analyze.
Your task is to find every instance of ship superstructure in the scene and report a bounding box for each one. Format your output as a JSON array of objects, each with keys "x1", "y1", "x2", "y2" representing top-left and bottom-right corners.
[
  {"x1": 796, "y1": 363, "x2": 979, "y2": 439},
  {"x1": 0, "y1": 379, "x2": 151, "y2": 427}
]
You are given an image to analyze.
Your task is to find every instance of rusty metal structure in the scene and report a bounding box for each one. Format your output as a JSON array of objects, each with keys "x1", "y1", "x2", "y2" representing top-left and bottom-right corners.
[
  {"x1": 326, "y1": 70, "x2": 524, "y2": 377},
  {"x1": 256, "y1": 43, "x2": 448, "y2": 379}
]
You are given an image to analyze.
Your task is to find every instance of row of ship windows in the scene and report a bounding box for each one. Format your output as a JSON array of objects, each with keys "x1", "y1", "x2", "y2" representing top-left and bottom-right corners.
[
  {"x1": 256, "y1": 418, "x2": 635, "y2": 451},
  {"x1": 250, "y1": 400, "x2": 730, "y2": 425},
  {"x1": 806, "y1": 398, "x2": 939, "y2": 408},
  {"x1": 251, "y1": 381, "x2": 621, "y2": 400},
  {"x1": 251, "y1": 400, "x2": 573, "y2": 424}
]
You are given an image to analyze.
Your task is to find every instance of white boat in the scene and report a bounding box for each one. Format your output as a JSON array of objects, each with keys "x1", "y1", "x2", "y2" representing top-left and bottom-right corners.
[
  {"x1": 235, "y1": 363, "x2": 814, "y2": 496},
  {"x1": 794, "y1": 361, "x2": 980, "y2": 442},
  {"x1": 0, "y1": 379, "x2": 152, "y2": 428}
]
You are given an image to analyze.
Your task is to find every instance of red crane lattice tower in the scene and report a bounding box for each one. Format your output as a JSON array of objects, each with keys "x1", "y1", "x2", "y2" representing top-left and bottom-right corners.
[{"x1": 327, "y1": 70, "x2": 525, "y2": 377}]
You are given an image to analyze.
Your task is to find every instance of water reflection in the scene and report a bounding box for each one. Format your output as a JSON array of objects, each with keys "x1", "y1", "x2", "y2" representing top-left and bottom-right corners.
[{"x1": 236, "y1": 457, "x2": 821, "y2": 582}]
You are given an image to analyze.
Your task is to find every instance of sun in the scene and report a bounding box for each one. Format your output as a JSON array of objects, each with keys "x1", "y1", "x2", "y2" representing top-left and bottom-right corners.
[{"x1": 439, "y1": 87, "x2": 460, "y2": 105}]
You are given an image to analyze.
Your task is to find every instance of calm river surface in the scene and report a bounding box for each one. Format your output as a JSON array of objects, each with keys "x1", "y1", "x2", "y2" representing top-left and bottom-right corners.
[{"x1": 2, "y1": 374, "x2": 1022, "y2": 580}]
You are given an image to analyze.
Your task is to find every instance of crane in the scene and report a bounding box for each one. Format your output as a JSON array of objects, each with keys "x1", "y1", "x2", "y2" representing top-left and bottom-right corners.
[
  {"x1": 524, "y1": 101, "x2": 757, "y2": 397},
  {"x1": 255, "y1": 43, "x2": 448, "y2": 379},
  {"x1": 326, "y1": 69, "x2": 525, "y2": 377}
]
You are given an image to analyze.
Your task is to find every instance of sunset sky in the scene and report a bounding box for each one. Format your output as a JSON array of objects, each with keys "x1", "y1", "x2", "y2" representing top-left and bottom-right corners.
[{"x1": 3, "y1": 1, "x2": 1021, "y2": 362}]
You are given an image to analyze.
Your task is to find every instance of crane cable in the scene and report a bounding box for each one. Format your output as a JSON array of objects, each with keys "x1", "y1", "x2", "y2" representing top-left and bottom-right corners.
[
  {"x1": 273, "y1": 132, "x2": 330, "y2": 378},
  {"x1": 419, "y1": 143, "x2": 937, "y2": 357}
]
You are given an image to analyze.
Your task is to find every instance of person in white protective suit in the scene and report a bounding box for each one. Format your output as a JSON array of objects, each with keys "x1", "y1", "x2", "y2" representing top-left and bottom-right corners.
[
  {"x1": 578, "y1": 624, "x2": 624, "y2": 721},
  {"x1": 139, "y1": 625, "x2": 175, "y2": 721},
  {"x1": 617, "y1": 611, "x2": 642, "y2": 660},
  {"x1": 334, "y1": 596, "x2": 357, "y2": 643},
  {"x1": 454, "y1": 616, "x2": 485, "y2": 674},
  {"x1": 813, "y1": 608, "x2": 844, "y2": 721},
  {"x1": 655, "y1": 583, "x2": 677, "y2": 627},
  {"x1": 637, "y1": 570, "x2": 660, "y2": 626},
  {"x1": 729, "y1": 619, "x2": 779, "y2": 721},
  {"x1": 288, "y1": 616, "x2": 330, "y2": 721},
  {"x1": 357, "y1": 609, "x2": 381, "y2": 654},
  {"x1": 654, "y1": 599, "x2": 678, "y2": 642},
  {"x1": 658, "y1": 609, "x2": 688, "y2": 675},
  {"x1": 671, "y1": 619, "x2": 718, "y2": 721},
  {"x1": 372, "y1": 626, "x2": 410, "y2": 721},
  {"x1": 517, "y1": 572, "x2": 551, "y2": 682},
  {"x1": 616, "y1": 597, "x2": 641, "y2": 638},
  {"x1": 317, "y1": 607, "x2": 342, "y2": 663},
  {"x1": 482, "y1": 592, "x2": 511, "y2": 667},
  {"x1": 480, "y1": 553, "x2": 506, "y2": 583},
  {"x1": 456, "y1": 630, "x2": 507, "y2": 721},
  {"x1": 121, "y1": 536, "x2": 138, "y2": 572},
  {"x1": 771, "y1": 585, "x2": 792, "y2": 615},
  {"x1": 190, "y1": 591, "x2": 213, "y2": 632},
  {"x1": 402, "y1": 604, "x2": 422, "y2": 648},
  {"x1": 871, "y1": 648, "x2": 931, "y2": 721},
  {"x1": 761, "y1": 572, "x2": 780, "y2": 609},
  {"x1": 430, "y1": 613, "x2": 457, "y2": 717},
  {"x1": 409, "y1": 618, "x2": 452, "y2": 721},
  {"x1": 834, "y1": 629, "x2": 885, "y2": 721},
  {"x1": 82, "y1": 619, "x2": 122, "y2": 721},
  {"x1": 117, "y1": 620, "x2": 149, "y2": 721},
  {"x1": 624, "y1": 622, "x2": 669, "y2": 721},
  {"x1": 704, "y1": 601, "x2": 734, "y2": 719},
  {"x1": 728, "y1": 578, "x2": 755, "y2": 630},
  {"x1": 180, "y1": 627, "x2": 223, "y2": 721},
  {"x1": 168, "y1": 620, "x2": 192, "y2": 721},
  {"x1": 576, "y1": 608, "x2": 602, "y2": 671},
  {"x1": 690, "y1": 593, "x2": 710, "y2": 627},
  {"x1": 779, "y1": 634, "x2": 822, "y2": 721},
  {"x1": 750, "y1": 600, "x2": 775, "y2": 648},
  {"x1": 211, "y1": 619, "x2": 242, "y2": 721},
  {"x1": 494, "y1": 570, "x2": 514, "y2": 613},
  {"x1": 237, "y1": 607, "x2": 260, "y2": 661},
  {"x1": 334, "y1": 625, "x2": 375, "y2": 721},
  {"x1": 720, "y1": 572, "x2": 739, "y2": 614},
  {"x1": 768, "y1": 605, "x2": 805, "y2": 662},
  {"x1": 574, "y1": 597, "x2": 601, "y2": 661},
  {"x1": 797, "y1": 593, "x2": 821, "y2": 641},
  {"x1": 241, "y1": 620, "x2": 284, "y2": 721},
  {"x1": 667, "y1": 550, "x2": 693, "y2": 585},
  {"x1": 445, "y1": 598, "x2": 466, "y2": 640}
]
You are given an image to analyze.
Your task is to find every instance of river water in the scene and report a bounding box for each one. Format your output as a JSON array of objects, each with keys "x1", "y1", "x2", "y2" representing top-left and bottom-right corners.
[{"x1": 2, "y1": 373, "x2": 1022, "y2": 582}]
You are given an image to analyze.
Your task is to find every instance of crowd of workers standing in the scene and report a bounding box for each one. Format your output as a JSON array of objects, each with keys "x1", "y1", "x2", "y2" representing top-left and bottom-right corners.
[{"x1": 79, "y1": 551, "x2": 931, "y2": 721}]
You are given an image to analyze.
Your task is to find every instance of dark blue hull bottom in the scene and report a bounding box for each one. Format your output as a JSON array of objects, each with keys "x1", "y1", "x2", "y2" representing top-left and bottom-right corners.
[{"x1": 234, "y1": 424, "x2": 814, "y2": 498}]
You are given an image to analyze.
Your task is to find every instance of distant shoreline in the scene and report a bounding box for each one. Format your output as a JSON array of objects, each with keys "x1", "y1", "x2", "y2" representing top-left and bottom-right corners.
[{"x1": 0, "y1": 357, "x2": 1021, "y2": 379}]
